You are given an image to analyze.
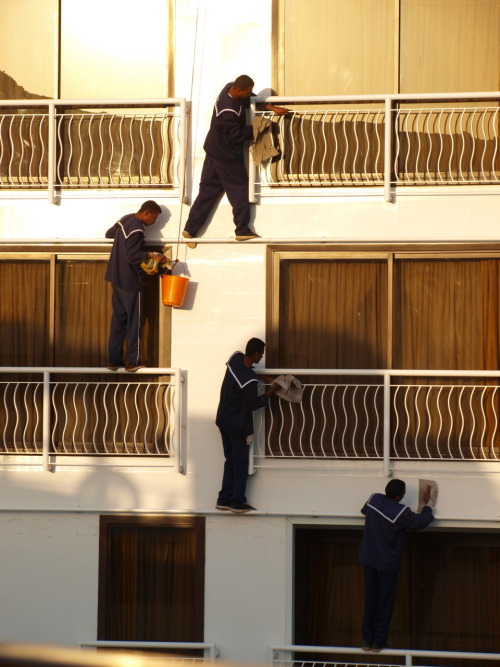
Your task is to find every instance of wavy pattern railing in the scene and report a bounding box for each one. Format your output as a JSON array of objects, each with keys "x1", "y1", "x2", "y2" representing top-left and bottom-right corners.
[
  {"x1": 254, "y1": 370, "x2": 500, "y2": 469},
  {"x1": 0, "y1": 98, "x2": 187, "y2": 201},
  {"x1": 0, "y1": 367, "x2": 183, "y2": 471},
  {"x1": 251, "y1": 92, "x2": 500, "y2": 198},
  {"x1": 263, "y1": 109, "x2": 385, "y2": 187}
]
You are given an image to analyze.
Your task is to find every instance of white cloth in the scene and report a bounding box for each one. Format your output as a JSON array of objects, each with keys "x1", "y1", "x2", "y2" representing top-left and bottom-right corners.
[
  {"x1": 250, "y1": 116, "x2": 280, "y2": 165},
  {"x1": 417, "y1": 478, "x2": 438, "y2": 511},
  {"x1": 274, "y1": 374, "x2": 303, "y2": 403}
]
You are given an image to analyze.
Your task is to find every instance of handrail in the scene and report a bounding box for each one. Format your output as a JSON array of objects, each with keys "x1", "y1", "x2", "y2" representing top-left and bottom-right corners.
[
  {"x1": 79, "y1": 641, "x2": 218, "y2": 662},
  {"x1": 269, "y1": 643, "x2": 500, "y2": 665},
  {"x1": 254, "y1": 91, "x2": 500, "y2": 103}
]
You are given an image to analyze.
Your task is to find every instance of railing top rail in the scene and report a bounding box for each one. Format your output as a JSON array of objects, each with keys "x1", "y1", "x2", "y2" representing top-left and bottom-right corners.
[
  {"x1": 0, "y1": 366, "x2": 181, "y2": 375},
  {"x1": 254, "y1": 91, "x2": 500, "y2": 104},
  {"x1": 270, "y1": 644, "x2": 500, "y2": 661},
  {"x1": 260, "y1": 368, "x2": 500, "y2": 378},
  {"x1": 80, "y1": 641, "x2": 215, "y2": 649},
  {"x1": 0, "y1": 97, "x2": 187, "y2": 107}
]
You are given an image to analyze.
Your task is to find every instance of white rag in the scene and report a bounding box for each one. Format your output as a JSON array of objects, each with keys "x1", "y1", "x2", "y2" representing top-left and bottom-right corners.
[
  {"x1": 274, "y1": 374, "x2": 304, "y2": 403},
  {"x1": 417, "y1": 478, "x2": 438, "y2": 511}
]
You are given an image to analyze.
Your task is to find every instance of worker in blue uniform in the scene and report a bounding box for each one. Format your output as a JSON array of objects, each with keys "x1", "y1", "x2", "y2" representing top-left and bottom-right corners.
[
  {"x1": 105, "y1": 200, "x2": 166, "y2": 372},
  {"x1": 182, "y1": 75, "x2": 289, "y2": 244},
  {"x1": 360, "y1": 479, "x2": 435, "y2": 652},
  {"x1": 215, "y1": 338, "x2": 279, "y2": 513}
]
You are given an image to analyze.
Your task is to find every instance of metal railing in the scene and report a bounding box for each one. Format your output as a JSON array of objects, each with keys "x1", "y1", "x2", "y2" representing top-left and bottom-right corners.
[
  {"x1": 79, "y1": 641, "x2": 218, "y2": 662},
  {"x1": 253, "y1": 369, "x2": 500, "y2": 475},
  {"x1": 250, "y1": 92, "x2": 500, "y2": 201},
  {"x1": 0, "y1": 367, "x2": 183, "y2": 472},
  {"x1": 0, "y1": 98, "x2": 188, "y2": 203},
  {"x1": 270, "y1": 644, "x2": 500, "y2": 667}
]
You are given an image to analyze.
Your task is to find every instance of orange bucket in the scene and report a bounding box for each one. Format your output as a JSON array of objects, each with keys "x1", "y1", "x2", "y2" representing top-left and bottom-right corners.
[{"x1": 161, "y1": 273, "x2": 189, "y2": 307}]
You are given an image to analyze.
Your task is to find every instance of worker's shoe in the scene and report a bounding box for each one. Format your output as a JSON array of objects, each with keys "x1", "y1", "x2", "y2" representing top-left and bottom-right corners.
[
  {"x1": 371, "y1": 644, "x2": 389, "y2": 653},
  {"x1": 125, "y1": 361, "x2": 145, "y2": 372},
  {"x1": 361, "y1": 641, "x2": 372, "y2": 652},
  {"x1": 182, "y1": 230, "x2": 197, "y2": 249},
  {"x1": 215, "y1": 502, "x2": 231, "y2": 511},
  {"x1": 106, "y1": 363, "x2": 121, "y2": 371},
  {"x1": 235, "y1": 232, "x2": 261, "y2": 241},
  {"x1": 229, "y1": 502, "x2": 256, "y2": 513}
]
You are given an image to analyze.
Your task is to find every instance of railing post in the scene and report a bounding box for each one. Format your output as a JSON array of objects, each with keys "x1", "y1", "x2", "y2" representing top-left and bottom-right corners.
[
  {"x1": 48, "y1": 102, "x2": 57, "y2": 205},
  {"x1": 178, "y1": 99, "x2": 188, "y2": 204},
  {"x1": 383, "y1": 372, "x2": 391, "y2": 476},
  {"x1": 384, "y1": 97, "x2": 393, "y2": 203},
  {"x1": 42, "y1": 371, "x2": 51, "y2": 471},
  {"x1": 173, "y1": 369, "x2": 184, "y2": 473},
  {"x1": 248, "y1": 99, "x2": 257, "y2": 203}
]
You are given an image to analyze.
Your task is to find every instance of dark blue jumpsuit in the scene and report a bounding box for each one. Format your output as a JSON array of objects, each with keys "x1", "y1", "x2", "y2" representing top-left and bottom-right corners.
[
  {"x1": 184, "y1": 82, "x2": 254, "y2": 238},
  {"x1": 215, "y1": 351, "x2": 268, "y2": 504},
  {"x1": 105, "y1": 214, "x2": 150, "y2": 366},
  {"x1": 359, "y1": 493, "x2": 434, "y2": 648}
]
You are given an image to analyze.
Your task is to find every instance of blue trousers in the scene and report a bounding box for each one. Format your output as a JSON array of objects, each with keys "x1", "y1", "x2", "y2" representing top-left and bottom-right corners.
[
  {"x1": 362, "y1": 565, "x2": 399, "y2": 647},
  {"x1": 107, "y1": 285, "x2": 143, "y2": 366},
  {"x1": 217, "y1": 430, "x2": 250, "y2": 504},
  {"x1": 184, "y1": 155, "x2": 251, "y2": 236}
]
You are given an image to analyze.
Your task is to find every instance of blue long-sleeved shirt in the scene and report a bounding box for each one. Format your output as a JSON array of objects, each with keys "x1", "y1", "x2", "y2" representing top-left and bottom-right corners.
[
  {"x1": 360, "y1": 492, "x2": 434, "y2": 573},
  {"x1": 215, "y1": 351, "x2": 268, "y2": 436},
  {"x1": 203, "y1": 82, "x2": 254, "y2": 162},
  {"x1": 104, "y1": 214, "x2": 149, "y2": 292}
]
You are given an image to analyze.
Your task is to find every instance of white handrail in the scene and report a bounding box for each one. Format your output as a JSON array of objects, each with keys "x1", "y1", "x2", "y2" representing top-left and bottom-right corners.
[
  {"x1": 270, "y1": 643, "x2": 500, "y2": 665},
  {"x1": 79, "y1": 641, "x2": 218, "y2": 661}
]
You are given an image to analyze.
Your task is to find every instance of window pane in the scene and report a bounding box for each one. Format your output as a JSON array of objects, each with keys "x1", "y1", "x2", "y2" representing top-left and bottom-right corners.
[
  {"x1": 394, "y1": 259, "x2": 500, "y2": 370},
  {"x1": 276, "y1": 259, "x2": 388, "y2": 369},
  {"x1": 0, "y1": 260, "x2": 50, "y2": 366},
  {"x1": 60, "y1": 0, "x2": 170, "y2": 98},
  {"x1": 279, "y1": 0, "x2": 395, "y2": 95},
  {"x1": 400, "y1": 0, "x2": 500, "y2": 93},
  {"x1": 295, "y1": 528, "x2": 500, "y2": 655},
  {"x1": 0, "y1": 0, "x2": 56, "y2": 98},
  {"x1": 99, "y1": 517, "x2": 205, "y2": 644},
  {"x1": 55, "y1": 260, "x2": 110, "y2": 367}
]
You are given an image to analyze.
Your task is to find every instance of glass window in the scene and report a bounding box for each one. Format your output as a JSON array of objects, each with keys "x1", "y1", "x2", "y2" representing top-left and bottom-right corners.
[
  {"x1": 0, "y1": 0, "x2": 171, "y2": 100},
  {"x1": 98, "y1": 516, "x2": 205, "y2": 646},
  {"x1": 275, "y1": 0, "x2": 499, "y2": 95},
  {"x1": 294, "y1": 527, "x2": 500, "y2": 653}
]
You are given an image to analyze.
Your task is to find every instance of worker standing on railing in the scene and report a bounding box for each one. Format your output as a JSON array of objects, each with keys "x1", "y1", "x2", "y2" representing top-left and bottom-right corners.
[
  {"x1": 182, "y1": 75, "x2": 289, "y2": 246},
  {"x1": 215, "y1": 338, "x2": 279, "y2": 513},
  {"x1": 104, "y1": 200, "x2": 173, "y2": 372},
  {"x1": 359, "y1": 479, "x2": 436, "y2": 652}
]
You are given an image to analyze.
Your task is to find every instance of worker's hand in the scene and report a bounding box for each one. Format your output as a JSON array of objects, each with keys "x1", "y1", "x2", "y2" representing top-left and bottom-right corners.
[
  {"x1": 265, "y1": 381, "x2": 280, "y2": 396},
  {"x1": 266, "y1": 104, "x2": 291, "y2": 116},
  {"x1": 423, "y1": 485, "x2": 432, "y2": 505}
]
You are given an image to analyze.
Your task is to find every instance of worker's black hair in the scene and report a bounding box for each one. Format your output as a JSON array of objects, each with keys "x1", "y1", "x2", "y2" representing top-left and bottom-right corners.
[
  {"x1": 245, "y1": 337, "x2": 265, "y2": 356},
  {"x1": 233, "y1": 74, "x2": 254, "y2": 90},
  {"x1": 385, "y1": 479, "x2": 406, "y2": 499},
  {"x1": 138, "y1": 200, "x2": 162, "y2": 214}
]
